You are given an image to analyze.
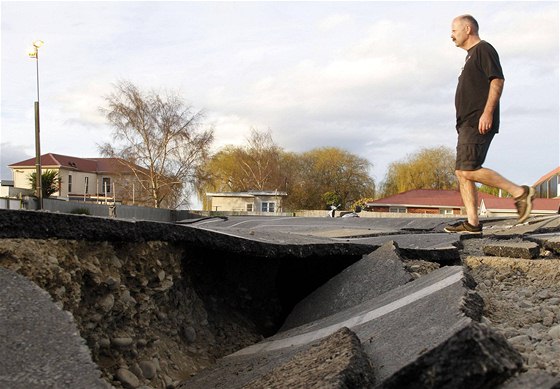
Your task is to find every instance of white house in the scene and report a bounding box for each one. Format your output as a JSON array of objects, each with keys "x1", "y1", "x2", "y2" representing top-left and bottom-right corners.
[
  {"x1": 205, "y1": 190, "x2": 288, "y2": 214},
  {"x1": 8, "y1": 153, "x2": 146, "y2": 204}
]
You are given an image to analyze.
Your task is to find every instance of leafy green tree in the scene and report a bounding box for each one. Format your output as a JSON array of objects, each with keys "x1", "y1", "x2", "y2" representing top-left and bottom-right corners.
[
  {"x1": 479, "y1": 184, "x2": 510, "y2": 197},
  {"x1": 290, "y1": 147, "x2": 375, "y2": 210},
  {"x1": 322, "y1": 191, "x2": 341, "y2": 208},
  {"x1": 28, "y1": 170, "x2": 60, "y2": 198},
  {"x1": 198, "y1": 128, "x2": 286, "y2": 207},
  {"x1": 380, "y1": 146, "x2": 456, "y2": 197}
]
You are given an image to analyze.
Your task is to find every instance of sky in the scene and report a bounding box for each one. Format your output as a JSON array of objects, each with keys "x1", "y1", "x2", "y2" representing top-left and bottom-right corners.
[{"x1": 1, "y1": 1, "x2": 559, "y2": 203}]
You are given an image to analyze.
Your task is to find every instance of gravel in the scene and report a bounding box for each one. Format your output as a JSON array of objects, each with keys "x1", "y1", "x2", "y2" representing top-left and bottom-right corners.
[{"x1": 462, "y1": 238, "x2": 560, "y2": 377}]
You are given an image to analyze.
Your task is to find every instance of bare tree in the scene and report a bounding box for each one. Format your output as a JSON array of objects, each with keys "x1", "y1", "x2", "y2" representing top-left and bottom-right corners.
[
  {"x1": 239, "y1": 128, "x2": 282, "y2": 191},
  {"x1": 99, "y1": 81, "x2": 214, "y2": 208},
  {"x1": 198, "y1": 128, "x2": 284, "y2": 195}
]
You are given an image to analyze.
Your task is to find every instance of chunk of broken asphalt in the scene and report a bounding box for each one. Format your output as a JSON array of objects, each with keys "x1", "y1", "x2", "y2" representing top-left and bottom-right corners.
[
  {"x1": 483, "y1": 240, "x2": 540, "y2": 259},
  {"x1": 529, "y1": 233, "x2": 560, "y2": 255},
  {"x1": 0, "y1": 267, "x2": 109, "y2": 389},
  {"x1": 243, "y1": 327, "x2": 376, "y2": 389},
  {"x1": 281, "y1": 241, "x2": 413, "y2": 331}
]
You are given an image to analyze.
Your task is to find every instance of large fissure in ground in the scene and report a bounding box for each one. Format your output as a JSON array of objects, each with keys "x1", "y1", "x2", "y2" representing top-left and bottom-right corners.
[
  {"x1": 0, "y1": 238, "x2": 363, "y2": 388},
  {"x1": 187, "y1": 246, "x2": 364, "y2": 337}
]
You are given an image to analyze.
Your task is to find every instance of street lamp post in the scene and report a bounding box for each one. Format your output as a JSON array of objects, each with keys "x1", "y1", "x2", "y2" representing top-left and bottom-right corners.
[{"x1": 29, "y1": 40, "x2": 44, "y2": 210}]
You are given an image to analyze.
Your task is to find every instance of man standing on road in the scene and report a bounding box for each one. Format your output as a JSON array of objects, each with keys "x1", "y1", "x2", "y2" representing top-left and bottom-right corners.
[{"x1": 444, "y1": 14, "x2": 535, "y2": 234}]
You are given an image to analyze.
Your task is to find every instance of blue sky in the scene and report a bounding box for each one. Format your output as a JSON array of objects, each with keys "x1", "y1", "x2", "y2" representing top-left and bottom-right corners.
[{"x1": 1, "y1": 1, "x2": 558, "y2": 200}]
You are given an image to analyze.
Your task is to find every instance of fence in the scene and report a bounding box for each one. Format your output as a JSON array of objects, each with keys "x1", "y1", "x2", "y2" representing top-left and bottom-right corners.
[
  {"x1": 1, "y1": 196, "x2": 462, "y2": 222},
  {"x1": 0, "y1": 197, "x2": 199, "y2": 223},
  {"x1": 0, "y1": 197, "x2": 22, "y2": 210}
]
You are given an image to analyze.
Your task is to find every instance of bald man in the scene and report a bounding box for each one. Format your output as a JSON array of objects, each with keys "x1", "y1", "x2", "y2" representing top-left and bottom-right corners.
[{"x1": 445, "y1": 15, "x2": 535, "y2": 234}]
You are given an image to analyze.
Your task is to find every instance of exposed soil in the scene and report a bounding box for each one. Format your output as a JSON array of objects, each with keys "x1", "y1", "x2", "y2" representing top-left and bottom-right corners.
[{"x1": 0, "y1": 239, "x2": 265, "y2": 388}]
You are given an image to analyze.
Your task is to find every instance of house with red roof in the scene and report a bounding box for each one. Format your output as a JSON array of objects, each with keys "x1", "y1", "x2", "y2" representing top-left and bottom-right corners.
[
  {"x1": 8, "y1": 153, "x2": 148, "y2": 204},
  {"x1": 479, "y1": 197, "x2": 560, "y2": 218},
  {"x1": 364, "y1": 189, "x2": 559, "y2": 218},
  {"x1": 364, "y1": 189, "x2": 488, "y2": 215}
]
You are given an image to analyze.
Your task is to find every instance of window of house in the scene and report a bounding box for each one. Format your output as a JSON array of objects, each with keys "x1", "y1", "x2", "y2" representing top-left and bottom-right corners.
[
  {"x1": 84, "y1": 177, "x2": 89, "y2": 194},
  {"x1": 439, "y1": 208, "x2": 454, "y2": 215},
  {"x1": 246, "y1": 204, "x2": 253, "y2": 212},
  {"x1": 68, "y1": 175, "x2": 72, "y2": 193},
  {"x1": 261, "y1": 202, "x2": 275, "y2": 212},
  {"x1": 389, "y1": 207, "x2": 406, "y2": 213},
  {"x1": 102, "y1": 177, "x2": 111, "y2": 193},
  {"x1": 550, "y1": 175, "x2": 558, "y2": 198}
]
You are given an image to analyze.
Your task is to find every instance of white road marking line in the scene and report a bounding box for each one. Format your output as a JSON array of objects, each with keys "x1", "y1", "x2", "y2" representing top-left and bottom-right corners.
[
  {"x1": 227, "y1": 218, "x2": 287, "y2": 228},
  {"x1": 229, "y1": 270, "x2": 463, "y2": 357}
]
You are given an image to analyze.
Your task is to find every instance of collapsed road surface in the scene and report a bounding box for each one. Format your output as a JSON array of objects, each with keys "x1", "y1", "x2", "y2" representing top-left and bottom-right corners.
[{"x1": 0, "y1": 209, "x2": 559, "y2": 388}]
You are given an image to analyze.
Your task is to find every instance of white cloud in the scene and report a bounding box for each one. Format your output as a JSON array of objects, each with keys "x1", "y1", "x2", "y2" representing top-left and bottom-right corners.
[
  {"x1": 491, "y1": 5, "x2": 559, "y2": 58},
  {"x1": 318, "y1": 13, "x2": 353, "y2": 32},
  {"x1": 0, "y1": 143, "x2": 33, "y2": 180}
]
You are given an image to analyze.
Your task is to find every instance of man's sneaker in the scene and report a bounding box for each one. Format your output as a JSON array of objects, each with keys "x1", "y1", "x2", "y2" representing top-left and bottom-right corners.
[
  {"x1": 444, "y1": 221, "x2": 482, "y2": 234},
  {"x1": 515, "y1": 185, "x2": 535, "y2": 224}
]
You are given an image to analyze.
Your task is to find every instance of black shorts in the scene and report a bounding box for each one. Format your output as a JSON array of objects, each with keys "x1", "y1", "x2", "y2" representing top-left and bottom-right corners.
[{"x1": 455, "y1": 126, "x2": 495, "y2": 171}]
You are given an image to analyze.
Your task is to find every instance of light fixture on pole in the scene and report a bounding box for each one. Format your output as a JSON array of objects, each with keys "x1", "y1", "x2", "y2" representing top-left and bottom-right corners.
[{"x1": 28, "y1": 39, "x2": 44, "y2": 210}]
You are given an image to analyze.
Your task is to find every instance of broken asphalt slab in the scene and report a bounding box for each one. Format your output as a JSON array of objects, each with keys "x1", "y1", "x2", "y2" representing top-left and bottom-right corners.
[
  {"x1": 242, "y1": 327, "x2": 376, "y2": 389},
  {"x1": 483, "y1": 240, "x2": 541, "y2": 259},
  {"x1": 0, "y1": 267, "x2": 109, "y2": 389},
  {"x1": 337, "y1": 233, "x2": 462, "y2": 264},
  {"x1": 180, "y1": 265, "x2": 523, "y2": 389},
  {"x1": 281, "y1": 241, "x2": 414, "y2": 331},
  {"x1": 528, "y1": 233, "x2": 560, "y2": 255},
  {"x1": 482, "y1": 215, "x2": 560, "y2": 238},
  {"x1": 189, "y1": 216, "x2": 465, "y2": 262}
]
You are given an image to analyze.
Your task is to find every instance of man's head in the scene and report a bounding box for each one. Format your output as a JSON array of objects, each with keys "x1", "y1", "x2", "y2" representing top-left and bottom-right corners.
[{"x1": 451, "y1": 15, "x2": 480, "y2": 50}]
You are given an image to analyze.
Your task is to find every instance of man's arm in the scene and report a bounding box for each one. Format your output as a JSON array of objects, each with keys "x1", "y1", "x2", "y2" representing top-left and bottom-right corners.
[{"x1": 478, "y1": 78, "x2": 504, "y2": 134}]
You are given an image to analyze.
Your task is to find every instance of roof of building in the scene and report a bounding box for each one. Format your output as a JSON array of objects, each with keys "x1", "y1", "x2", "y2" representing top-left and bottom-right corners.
[
  {"x1": 481, "y1": 197, "x2": 560, "y2": 212},
  {"x1": 9, "y1": 153, "x2": 137, "y2": 174},
  {"x1": 365, "y1": 189, "x2": 498, "y2": 208},
  {"x1": 366, "y1": 189, "x2": 559, "y2": 213},
  {"x1": 533, "y1": 166, "x2": 560, "y2": 187},
  {"x1": 206, "y1": 191, "x2": 288, "y2": 197}
]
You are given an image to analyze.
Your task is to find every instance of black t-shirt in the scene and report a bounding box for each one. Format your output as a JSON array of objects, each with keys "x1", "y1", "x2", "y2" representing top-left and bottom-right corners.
[{"x1": 455, "y1": 40, "x2": 504, "y2": 132}]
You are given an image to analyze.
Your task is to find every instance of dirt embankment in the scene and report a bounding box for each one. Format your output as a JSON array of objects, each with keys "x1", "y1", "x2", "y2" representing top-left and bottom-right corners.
[{"x1": 0, "y1": 239, "x2": 265, "y2": 389}]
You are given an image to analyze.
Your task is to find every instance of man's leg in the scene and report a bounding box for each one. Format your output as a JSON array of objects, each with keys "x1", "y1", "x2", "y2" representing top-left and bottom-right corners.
[
  {"x1": 456, "y1": 167, "x2": 532, "y2": 226},
  {"x1": 450, "y1": 128, "x2": 535, "y2": 231},
  {"x1": 456, "y1": 171, "x2": 480, "y2": 226},
  {"x1": 456, "y1": 167, "x2": 525, "y2": 199}
]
